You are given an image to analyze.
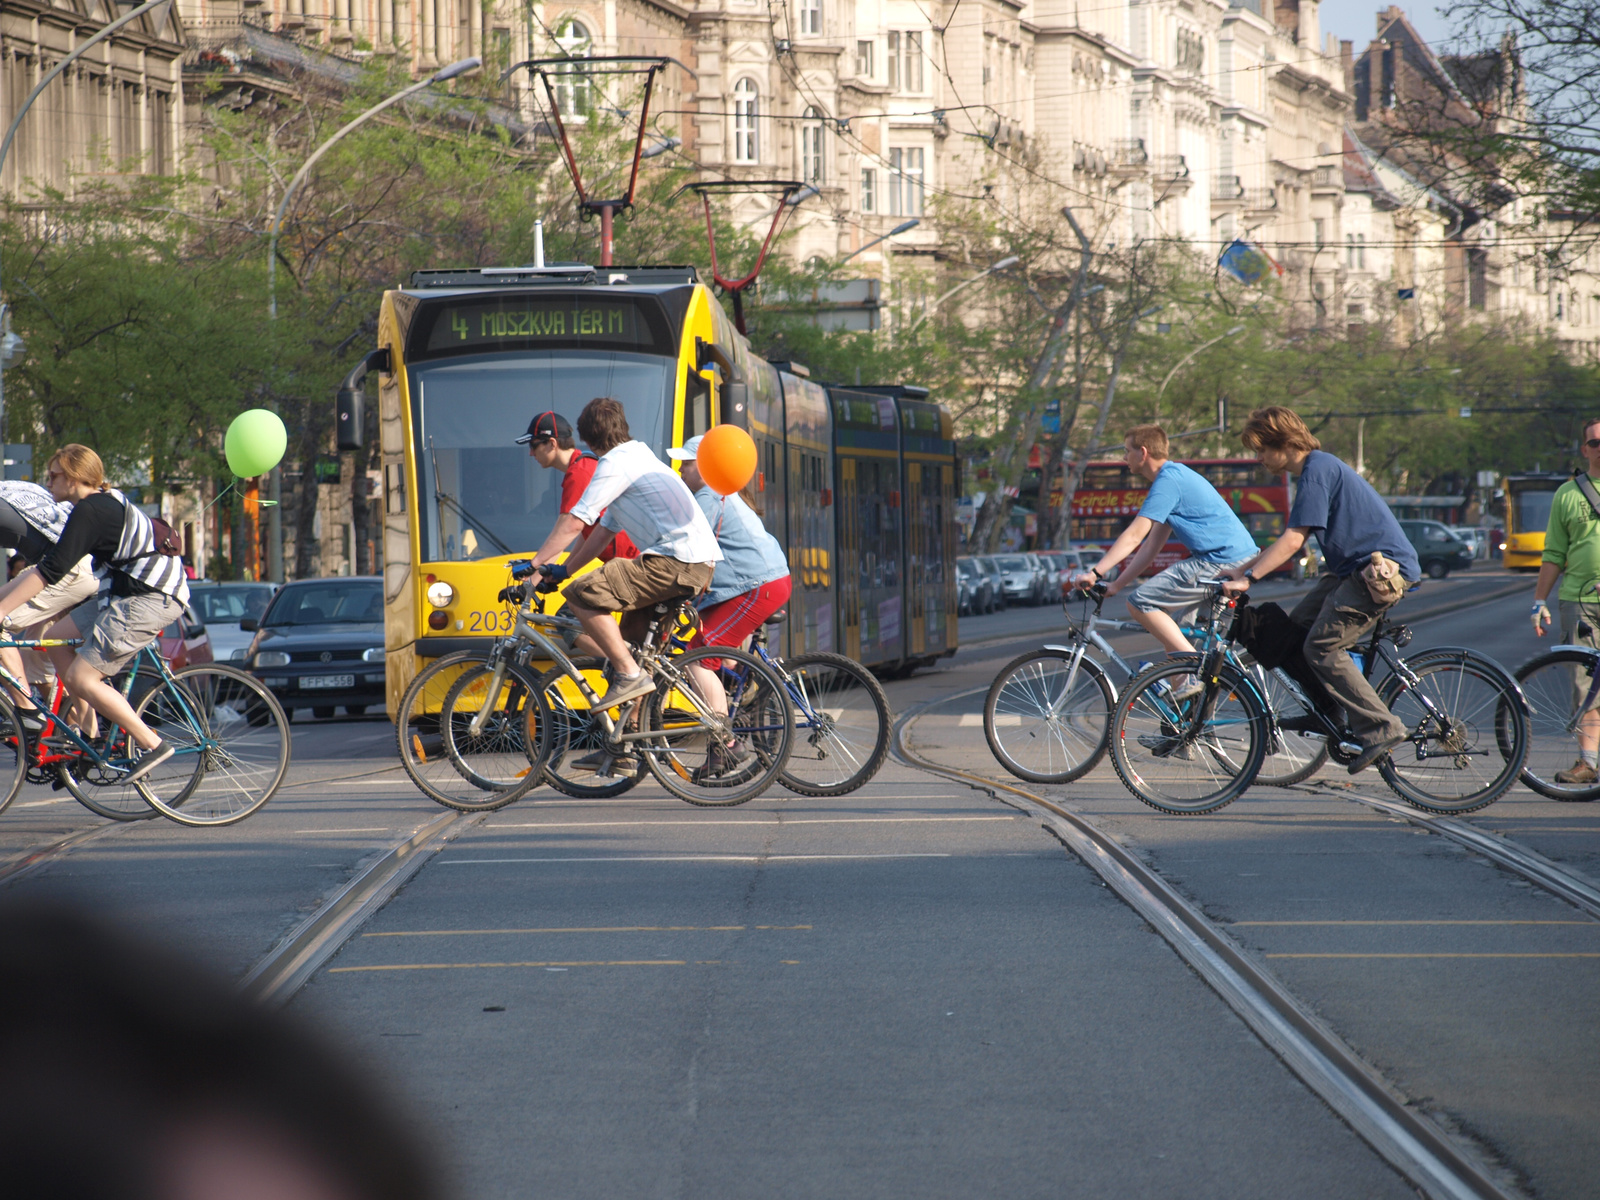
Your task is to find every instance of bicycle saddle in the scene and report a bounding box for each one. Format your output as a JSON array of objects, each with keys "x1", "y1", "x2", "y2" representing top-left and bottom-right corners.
[
  {"x1": 763, "y1": 611, "x2": 787, "y2": 626},
  {"x1": 651, "y1": 587, "x2": 699, "y2": 614}
]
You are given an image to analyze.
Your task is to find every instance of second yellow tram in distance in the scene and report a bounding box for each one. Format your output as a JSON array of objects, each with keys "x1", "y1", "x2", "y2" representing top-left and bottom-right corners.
[
  {"x1": 1500, "y1": 473, "x2": 1568, "y2": 571},
  {"x1": 333, "y1": 262, "x2": 960, "y2": 714}
]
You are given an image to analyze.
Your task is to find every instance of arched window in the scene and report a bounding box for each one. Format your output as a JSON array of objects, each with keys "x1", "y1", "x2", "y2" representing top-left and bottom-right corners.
[
  {"x1": 553, "y1": 18, "x2": 592, "y2": 117},
  {"x1": 801, "y1": 106, "x2": 825, "y2": 184},
  {"x1": 1356, "y1": 232, "x2": 1366, "y2": 270},
  {"x1": 734, "y1": 79, "x2": 759, "y2": 163}
]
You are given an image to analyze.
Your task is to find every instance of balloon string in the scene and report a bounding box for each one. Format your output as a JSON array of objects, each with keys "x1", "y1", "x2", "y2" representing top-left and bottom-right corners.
[{"x1": 198, "y1": 480, "x2": 237, "y2": 516}]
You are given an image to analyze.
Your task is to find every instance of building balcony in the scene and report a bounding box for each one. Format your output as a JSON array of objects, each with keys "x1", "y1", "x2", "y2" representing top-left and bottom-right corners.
[
  {"x1": 1111, "y1": 138, "x2": 1149, "y2": 178},
  {"x1": 1311, "y1": 164, "x2": 1344, "y2": 195},
  {"x1": 1242, "y1": 187, "x2": 1278, "y2": 212}
]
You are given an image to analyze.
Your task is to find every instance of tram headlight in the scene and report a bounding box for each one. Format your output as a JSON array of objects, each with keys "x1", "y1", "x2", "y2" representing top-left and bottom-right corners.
[
  {"x1": 428, "y1": 610, "x2": 449, "y2": 630},
  {"x1": 426, "y1": 580, "x2": 455, "y2": 608}
]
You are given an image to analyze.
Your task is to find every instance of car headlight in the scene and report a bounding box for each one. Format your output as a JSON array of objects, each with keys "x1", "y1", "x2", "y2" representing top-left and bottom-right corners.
[
  {"x1": 254, "y1": 650, "x2": 290, "y2": 668},
  {"x1": 426, "y1": 580, "x2": 455, "y2": 608},
  {"x1": 362, "y1": 647, "x2": 385, "y2": 663},
  {"x1": 230, "y1": 648, "x2": 247, "y2": 662}
]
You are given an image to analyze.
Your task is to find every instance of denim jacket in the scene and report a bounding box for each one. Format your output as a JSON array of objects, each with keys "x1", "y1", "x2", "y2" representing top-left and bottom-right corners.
[{"x1": 693, "y1": 488, "x2": 790, "y2": 606}]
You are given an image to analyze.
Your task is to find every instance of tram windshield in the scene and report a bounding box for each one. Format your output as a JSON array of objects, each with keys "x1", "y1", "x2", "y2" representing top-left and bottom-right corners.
[
  {"x1": 410, "y1": 351, "x2": 675, "y2": 562},
  {"x1": 1511, "y1": 486, "x2": 1556, "y2": 535}
]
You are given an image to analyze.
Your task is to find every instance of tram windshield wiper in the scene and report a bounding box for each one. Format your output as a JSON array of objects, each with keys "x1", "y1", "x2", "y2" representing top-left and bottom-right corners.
[{"x1": 428, "y1": 438, "x2": 516, "y2": 558}]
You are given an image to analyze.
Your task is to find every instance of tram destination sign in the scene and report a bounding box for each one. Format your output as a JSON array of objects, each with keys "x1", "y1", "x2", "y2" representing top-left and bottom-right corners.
[{"x1": 413, "y1": 295, "x2": 670, "y2": 357}]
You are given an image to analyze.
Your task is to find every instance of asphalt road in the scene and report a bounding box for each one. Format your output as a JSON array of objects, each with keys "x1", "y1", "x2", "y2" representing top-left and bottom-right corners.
[{"x1": 1, "y1": 562, "x2": 1593, "y2": 1199}]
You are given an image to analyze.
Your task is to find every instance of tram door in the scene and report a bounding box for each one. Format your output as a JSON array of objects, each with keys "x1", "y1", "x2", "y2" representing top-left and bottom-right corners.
[
  {"x1": 827, "y1": 388, "x2": 905, "y2": 670},
  {"x1": 779, "y1": 373, "x2": 836, "y2": 655}
]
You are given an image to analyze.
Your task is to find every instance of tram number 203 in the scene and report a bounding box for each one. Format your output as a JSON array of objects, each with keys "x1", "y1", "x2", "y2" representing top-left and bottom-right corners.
[{"x1": 466, "y1": 610, "x2": 518, "y2": 633}]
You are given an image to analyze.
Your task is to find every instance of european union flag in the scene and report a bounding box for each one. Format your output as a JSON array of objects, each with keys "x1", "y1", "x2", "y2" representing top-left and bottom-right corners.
[{"x1": 1218, "y1": 239, "x2": 1278, "y2": 285}]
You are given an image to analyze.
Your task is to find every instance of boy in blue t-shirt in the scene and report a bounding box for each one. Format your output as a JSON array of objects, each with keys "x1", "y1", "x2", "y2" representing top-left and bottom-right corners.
[
  {"x1": 1073, "y1": 425, "x2": 1258, "y2": 669},
  {"x1": 1219, "y1": 406, "x2": 1419, "y2": 775}
]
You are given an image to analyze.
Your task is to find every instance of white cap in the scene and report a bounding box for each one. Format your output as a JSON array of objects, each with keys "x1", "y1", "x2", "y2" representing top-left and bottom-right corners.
[{"x1": 665, "y1": 435, "x2": 704, "y2": 461}]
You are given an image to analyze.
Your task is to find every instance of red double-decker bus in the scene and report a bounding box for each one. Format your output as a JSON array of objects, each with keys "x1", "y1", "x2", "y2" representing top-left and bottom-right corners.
[{"x1": 1068, "y1": 458, "x2": 1293, "y2": 576}]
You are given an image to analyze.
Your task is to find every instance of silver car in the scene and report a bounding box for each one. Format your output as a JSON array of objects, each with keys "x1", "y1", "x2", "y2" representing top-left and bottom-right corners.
[
  {"x1": 188, "y1": 581, "x2": 279, "y2": 662},
  {"x1": 992, "y1": 554, "x2": 1045, "y2": 606}
]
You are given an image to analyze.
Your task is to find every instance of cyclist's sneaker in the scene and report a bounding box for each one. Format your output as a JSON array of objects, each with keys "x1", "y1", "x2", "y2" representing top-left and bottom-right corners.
[
  {"x1": 1554, "y1": 759, "x2": 1599, "y2": 786},
  {"x1": 693, "y1": 737, "x2": 749, "y2": 783},
  {"x1": 1346, "y1": 733, "x2": 1407, "y2": 775},
  {"x1": 1136, "y1": 732, "x2": 1195, "y2": 761},
  {"x1": 122, "y1": 739, "x2": 175, "y2": 784},
  {"x1": 1169, "y1": 675, "x2": 1205, "y2": 703},
  {"x1": 16, "y1": 707, "x2": 48, "y2": 736},
  {"x1": 604, "y1": 672, "x2": 655, "y2": 708},
  {"x1": 571, "y1": 749, "x2": 639, "y2": 777}
]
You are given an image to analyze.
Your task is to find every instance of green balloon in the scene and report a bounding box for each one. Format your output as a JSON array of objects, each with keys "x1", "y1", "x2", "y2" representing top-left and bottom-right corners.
[{"x1": 225, "y1": 409, "x2": 287, "y2": 478}]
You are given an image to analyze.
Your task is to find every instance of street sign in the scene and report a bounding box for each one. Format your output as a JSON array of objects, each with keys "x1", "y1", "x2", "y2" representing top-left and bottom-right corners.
[{"x1": 2, "y1": 444, "x2": 32, "y2": 481}]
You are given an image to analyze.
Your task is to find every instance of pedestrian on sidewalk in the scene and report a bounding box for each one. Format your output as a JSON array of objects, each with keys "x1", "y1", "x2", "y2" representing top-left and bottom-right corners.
[
  {"x1": 1219, "y1": 407, "x2": 1420, "y2": 775},
  {"x1": 1530, "y1": 418, "x2": 1600, "y2": 785}
]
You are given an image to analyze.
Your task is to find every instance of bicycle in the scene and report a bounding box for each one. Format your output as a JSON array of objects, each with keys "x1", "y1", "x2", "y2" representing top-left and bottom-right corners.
[
  {"x1": 397, "y1": 562, "x2": 794, "y2": 809},
  {"x1": 983, "y1": 585, "x2": 1327, "y2": 788},
  {"x1": 1107, "y1": 581, "x2": 1530, "y2": 816},
  {"x1": 0, "y1": 636, "x2": 290, "y2": 825},
  {"x1": 745, "y1": 613, "x2": 892, "y2": 796},
  {"x1": 1512, "y1": 600, "x2": 1600, "y2": 801}
]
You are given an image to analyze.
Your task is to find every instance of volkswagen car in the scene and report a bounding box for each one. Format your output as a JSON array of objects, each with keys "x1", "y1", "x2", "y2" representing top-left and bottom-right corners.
[{"x1": 243, "y1": 577, "x2": 385, "y2": 720}]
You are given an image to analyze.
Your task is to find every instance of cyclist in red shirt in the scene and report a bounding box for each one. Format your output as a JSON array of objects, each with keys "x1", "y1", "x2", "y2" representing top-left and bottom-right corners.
[{"x1": 518, "y1": 411, "x2": 637, "y2": 561}]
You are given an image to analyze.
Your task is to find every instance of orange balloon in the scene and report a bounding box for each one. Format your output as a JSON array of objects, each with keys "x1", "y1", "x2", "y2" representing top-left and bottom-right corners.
[{"x1": 696, "y1": 424, "x2": 757, "y2": 496}]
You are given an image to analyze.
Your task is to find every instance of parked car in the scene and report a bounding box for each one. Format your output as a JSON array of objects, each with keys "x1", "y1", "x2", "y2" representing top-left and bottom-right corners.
[
  {"x1": 1398, "y1": 520, "x2": 1475, "y2": 579},
  {"x1": 974, "y1": 557, "x2": 1008, "y2": 611},
  {"x1": 157, "y1": 602, "x2": 214, "y2": 671},
  {"x1": 243, "y1": 577, "x2": 385, "y2": 720},
  {"x1": 188, "y1": 581, "x2": 278, "y2": 662},
  {"x1": 956, "y1": 556, "x2": 996, "y2": 615},
  {"x1": 1449, "y1": 526, "x2": 1490, "y2": 560},
  {"x1": 991, "y1": 554, "x2": 1045, "y2": 605},
  {"x1": 1027, "y1": 553, "x2": 1059, "y2": 596}
]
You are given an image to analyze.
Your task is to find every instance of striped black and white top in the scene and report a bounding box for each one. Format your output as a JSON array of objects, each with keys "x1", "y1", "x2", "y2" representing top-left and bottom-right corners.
[{"x1": 38, "y1": 488, "x2": 190, "y2": 603}]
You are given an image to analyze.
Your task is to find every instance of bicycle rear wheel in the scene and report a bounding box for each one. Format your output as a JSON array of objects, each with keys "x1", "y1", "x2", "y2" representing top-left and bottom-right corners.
[
  {"x1": 63, "y1": 676, "x2": 206, "y2": 821},
  {"x1": 984, "y1": 649, "x2": 1113, "y2": 784},
  {"x1": 641, "y1": 647, "x2": 793, "y2": 807},
  {"x1": 1379, "y1": 655, "x2": 1527, "y2": 814},
  {"x1": 1512, "y1": 649, "x2": 1600, "y2": 801},
  {"x1": 537, "y1": 658, "x2": 645, "y2": 799},
  {"x1": 1108, "y1": 661, "x2": 1268, "y2": 815},
  {"x1": 397, "y1": 652, "x2": 485, "y2": 805},
  {"x1": 429, "y1": 661, "x2": 551, "y2": 812},
  {"x1": 0, "y1": 694, "x2": 29, "y2": 815},
  {"x1": 136, "y1": 665, "x2": 290, "y2": 826},
  {"x1": 779, "y1": 651, "x2": 891, "y2": 796}
]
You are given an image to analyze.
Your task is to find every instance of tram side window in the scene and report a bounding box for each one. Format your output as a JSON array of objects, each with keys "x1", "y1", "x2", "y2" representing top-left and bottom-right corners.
[{"x1": 684, "y1": 369, "x2": 711, "y2": 440}]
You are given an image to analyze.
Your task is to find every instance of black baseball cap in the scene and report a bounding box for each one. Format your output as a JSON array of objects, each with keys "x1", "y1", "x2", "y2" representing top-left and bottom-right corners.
[{"x1": 516, "y1": 411, "x2": 572, "y2": 445}]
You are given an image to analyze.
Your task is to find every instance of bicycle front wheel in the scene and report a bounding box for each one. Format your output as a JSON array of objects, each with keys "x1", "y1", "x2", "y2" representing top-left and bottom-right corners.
[
  {"x1": 428, "y1": 661, "x2": 551, "y2": 812},
  {"x1": 136, "y1": 665, "x2": 291, "y2": 826},
  {"x1": 538, "y1": 658, "x2": 645, "y2": 800},
  {"x1": 1108, "y1": 661, "x2": 1268, "y2": 815},
  {"x1": 1379, "y1": 655, "x2": 1527, "y2": 814},
  {"x1": 642, "y1": 647, "x2": 793, "y2": 807},
  {"x1": 779, "y1": 652, "x2": 891, "y2": 796},
  {"x1": 984, "y1": 649, "x2": 1113, "y2": 784},
  {"x1": 0, "y1": 694, "x2": 30, "y2": 815},
  {"x1": 1512, "y1": 649, "x2": 1600, "y2": 801}
]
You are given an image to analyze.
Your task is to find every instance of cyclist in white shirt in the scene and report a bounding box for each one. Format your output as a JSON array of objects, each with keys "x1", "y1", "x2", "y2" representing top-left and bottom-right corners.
[{"x1": 524, "y1": 397, "x2": 722, "y2": 710}]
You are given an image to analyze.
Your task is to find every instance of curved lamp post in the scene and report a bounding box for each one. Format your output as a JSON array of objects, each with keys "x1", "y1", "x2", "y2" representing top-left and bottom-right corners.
[
  {"x1": 839, "y1": 218, "x2": 919, "y2": 264},
  {"x1": 268, "y1": 55, "x2": 481, "y2": 318},
  {"x1": 1154, "y1": 323, "x2": 1246, "y2": 422},
  {"x1": 0, "y1": 0, "x2": 174, "y2": 471},
  {"x1": 906, "y1": 255, "x2": 1020, "y2": 335}
]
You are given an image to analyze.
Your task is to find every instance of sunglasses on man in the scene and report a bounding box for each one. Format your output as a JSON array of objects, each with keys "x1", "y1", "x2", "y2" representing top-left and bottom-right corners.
[{"x1": 1587, "y1": 438, "x2": 1600, "y2": 449}]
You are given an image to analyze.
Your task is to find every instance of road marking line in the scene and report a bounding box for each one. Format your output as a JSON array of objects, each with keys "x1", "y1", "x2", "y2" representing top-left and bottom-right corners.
[
  {"x1": 330, "y1": 960, "x2": 689, "y2": 973},
  {"x1": 490, "y1": 816, "x2": 1015, "y2": 828},
  {"x1": 440, "y1": 853, "x2": 952, "y2": 865},
  {"x1": 1265, "y1": 953, "x2": 1600, "y2": 959},
  {"x1": 293, "y1": 827, "x2": 393, "y2": 834},
  {"x1": 364, "y1": 925, "x2": 813, "y2": 937},
  {"x1": 15, "y1": 797, "x2": 70, "y2": 808},
  {"x1": 1228, "y1": 928, "x2": 1593, "y2": 934},
  {"x1": 959, "y1": 714, "x2": 1017, "y2": 727}
]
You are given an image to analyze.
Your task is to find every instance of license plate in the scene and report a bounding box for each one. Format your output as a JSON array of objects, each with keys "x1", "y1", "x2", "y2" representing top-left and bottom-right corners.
[{"x1": 302, "y1": 674, "x2": 355, "y2": 690}]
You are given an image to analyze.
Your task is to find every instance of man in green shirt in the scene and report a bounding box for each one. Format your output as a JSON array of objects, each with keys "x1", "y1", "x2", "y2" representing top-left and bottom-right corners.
[{"x1": 1533, "y1": 418, "x2": 1600, "y2": 785}]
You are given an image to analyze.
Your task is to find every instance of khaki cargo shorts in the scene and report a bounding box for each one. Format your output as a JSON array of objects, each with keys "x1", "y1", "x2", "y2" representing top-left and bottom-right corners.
[
  {"x1": 77, "y1": 590, "x2": 185, "y2": 677},
  {"x1": 563, "y1": 554, "x2": 715, "y2": 645},
  {"x1": 1, "y1": 556, "x2": 100, "y2": 686}
]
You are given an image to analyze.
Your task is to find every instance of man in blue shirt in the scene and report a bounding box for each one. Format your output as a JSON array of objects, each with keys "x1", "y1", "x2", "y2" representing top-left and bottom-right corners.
[
  {"x1": 1219, "y1": 406, "x2": 1421, "y2": 774},
  {"x1": 1073, "y1": 425, "x2": 1259, "y2": 671}
]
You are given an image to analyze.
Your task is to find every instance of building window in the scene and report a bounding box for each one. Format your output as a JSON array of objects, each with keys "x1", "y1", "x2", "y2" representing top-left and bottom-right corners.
[
  {"x1": 801, "y1": 107, "x2": 824, "y2": 184},
  {"x1": 1345, "y1": 234, "x2": 1355, "y2": 268},
  {"x1": 1313, "y1": 218, "x2": 1325, "y2": 248},
  {"x1": 905, "y1": 31, "x2": 923, "y2": 92},
  {"x1": 733, "y1": 78, "x2": 759, "y2": 163},
  {"x1": 890, "y1": 147, "x2": 924, "y2": 216},
  {"x1": 887, "y1": 31, "x2": 900, "y2": 90},
  {"x1": 552, "y1": 19, "x2": 592, "y2": 117},
  {"x1": 799, "y1": 0, "x2": 821, "y2": 36},
  {"x1": 856, "y1": 39, "x2": 873, "y2": 78},
  {"x1": 1357, "y1": 233, "x2": 1366, "y2": 269},
  {"x1": 861, "y1": 167, "x2": 876, "y2": 213}
]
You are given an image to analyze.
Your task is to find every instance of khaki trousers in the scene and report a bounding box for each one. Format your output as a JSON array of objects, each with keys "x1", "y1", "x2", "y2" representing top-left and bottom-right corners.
[{"x1": 1289, "y1": 572, "x2": 1407, "y2": 745}]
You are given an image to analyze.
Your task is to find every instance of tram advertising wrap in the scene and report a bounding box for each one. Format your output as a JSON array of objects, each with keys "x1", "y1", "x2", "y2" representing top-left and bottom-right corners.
[{"x1": 334, "y1": 264, "x2": 959, "y2": 717}]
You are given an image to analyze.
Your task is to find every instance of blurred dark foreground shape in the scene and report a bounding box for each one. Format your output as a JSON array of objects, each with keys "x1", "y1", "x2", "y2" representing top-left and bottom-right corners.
[{"x1": 0, "y1": 902, "x2": 443, "y2": 1200}]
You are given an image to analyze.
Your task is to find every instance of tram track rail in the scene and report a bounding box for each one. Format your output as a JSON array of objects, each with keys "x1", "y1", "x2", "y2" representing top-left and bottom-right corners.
[
  {"x1": 241, "y1": 810, "x2": 480, "y2": 1005},
  {"x1": 892, "y1": 694, "x2": 1521, "y2": 1200}
]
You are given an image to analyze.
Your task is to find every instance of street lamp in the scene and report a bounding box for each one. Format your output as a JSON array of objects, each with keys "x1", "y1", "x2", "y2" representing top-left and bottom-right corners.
[
  {"x1": 839, "y1": 218, "x2": 919, "y2": 264},
  {"x1": 1155, "y1": 323, "x2": 1246, "y2": 422},
  {"x1": 0, "y1": 0, "x2": 175, "y2": 476},
  {"x1": 906, "y1": 255, "x2": 1020, "y2": 334},
  {"x1": 268, "y1": 55, "x2": 481, "y2": 318}
]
